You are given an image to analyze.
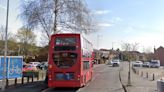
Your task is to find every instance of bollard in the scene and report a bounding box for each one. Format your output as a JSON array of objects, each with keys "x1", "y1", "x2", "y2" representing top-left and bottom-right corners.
[
  {"x1": 141, "y1": 71, "x2": 143, "y2": 77},
  {"x1": 27, "y1": 76, "x2": 30, "y2": 83},
  {"x1": 32, "y1": 76, "x2": 34, "y2": 82},
  {"x1": 15, "y1": 78, "x2": 17, "y2": 85},
  {"x1": 21, "y1": 77, "x2": 24, "y2": 84},
  {"x1": 37, "y1": 75, "x2": 39, "y2": 81},
  {"x1": 6, "y1": 78, "x2": 8, "y2": 88},
  {"x1": 152, "y1": 74, "x2": 155, "y2": 81},
  {"x1": 42, "y1": 72, "x2": 44, "y2": 79},
  {"x1": 146, "y1": 72, "x2": 148, "y2": 78}
]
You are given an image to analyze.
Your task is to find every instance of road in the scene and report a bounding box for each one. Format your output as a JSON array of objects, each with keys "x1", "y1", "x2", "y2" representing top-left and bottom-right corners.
[
  {"x1": 77, "y1": 64, "x2": 124, "y2": 92},
  {"x1": 3, "y1": 64, "x2": 124, "y2": 92}
]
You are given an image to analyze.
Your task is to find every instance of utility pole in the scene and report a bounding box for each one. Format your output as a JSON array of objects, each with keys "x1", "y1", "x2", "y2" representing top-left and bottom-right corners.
[
  {"x1": 1, "y1": 0, "x2": 9, "y2": 91},
  {"x1": 96, "y1": 35, "x2": 101, "y2": 64}
]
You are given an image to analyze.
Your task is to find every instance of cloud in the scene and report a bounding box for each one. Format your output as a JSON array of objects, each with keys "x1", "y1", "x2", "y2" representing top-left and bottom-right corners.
[
  {"x1": 98, "y1": 23, "x2": 113, "y2": 27},
  {"x1": 111, "y1": 17, "x2": 123, "y2": 23},
  {"x1": 93, "y1": 10, "x2": 111, "y2": 15},
  {"x1": 0, "y1": 5, "x2": 6, "y2": 10}
]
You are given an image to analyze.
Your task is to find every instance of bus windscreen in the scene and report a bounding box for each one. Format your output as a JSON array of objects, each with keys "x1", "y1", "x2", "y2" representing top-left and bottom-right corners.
[
  {"x1": 55, "y1": 37, "x2": 76, "y2": 45},
  {"x1": 53, "y1": 52, "x2": 77, "y2": 68}
]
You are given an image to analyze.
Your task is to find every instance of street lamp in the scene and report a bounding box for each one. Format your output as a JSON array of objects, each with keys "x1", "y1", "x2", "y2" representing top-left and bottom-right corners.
[
  {"x1": 96, "y1": 35, "x2": 102, "y2": 64},
  {"x1": 1, "y1": 0, "x2": 9, "y2": 91}
]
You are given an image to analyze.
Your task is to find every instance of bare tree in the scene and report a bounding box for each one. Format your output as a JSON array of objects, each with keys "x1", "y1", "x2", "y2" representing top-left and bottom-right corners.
[
  {"x1": 122, "y1": 43, "x2": 131, "y2": 51},
  {"x1": 122, "y1": 42, "x2": 139, "y2": 52},
  {"x1": 20, "y1": 0, "x2": 94, "y2": 42},
  {"x1": 0, "y1": 26, "x2": 18, "y2": 55},
  {"x1": 0, "y1": 26, "x2": 5, "y2": 40},
  {"x1": 121, "y1": 42, "x2": 139, "y2": 86},
  {"x1": 131, "y1": 42, "x2": 139, "y2": 51},
  {"x1": 0, "y1": 25, "x2": 14, "y2": 41}
]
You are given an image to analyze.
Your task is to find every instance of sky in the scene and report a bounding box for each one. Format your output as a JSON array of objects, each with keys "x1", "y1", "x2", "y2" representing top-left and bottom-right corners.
[{"x1": 0, "y1": 0, "x2": 164, "y2": 52}]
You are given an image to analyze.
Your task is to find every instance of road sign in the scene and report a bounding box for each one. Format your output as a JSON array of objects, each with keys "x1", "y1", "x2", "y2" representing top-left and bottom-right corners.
[{"x1": 0, "y1": 56, "x2": 23, "y2": 79}]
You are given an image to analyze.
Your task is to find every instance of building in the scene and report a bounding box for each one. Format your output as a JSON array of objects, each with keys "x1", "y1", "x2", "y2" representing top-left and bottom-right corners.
[{"x1": 154, "y1": 46, "x2": 164, "y2": 66}]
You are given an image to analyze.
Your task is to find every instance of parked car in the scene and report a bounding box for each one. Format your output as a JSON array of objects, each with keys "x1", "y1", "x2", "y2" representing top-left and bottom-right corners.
[
  {"x1": 142, "y1": 62, "x2": 150, "y2": 67},
  {"x1": 132, "y1": 61, "x2": 143, "y2": 67},
  {"x1": 29, "y1": 62, "x2": 40, "y2": 67},
  {"x1": 149, "y1": 60, "x2": 160, "y2": 68},
  {"x1": 37, "y1": 62, "x2": 48, "y2": 70},
  {"x1": 111, "y1": 59, "x2": 120, "y2": 67},
  {"x1": 23, "y1": 64, "x2": 38, "y2": 72}
]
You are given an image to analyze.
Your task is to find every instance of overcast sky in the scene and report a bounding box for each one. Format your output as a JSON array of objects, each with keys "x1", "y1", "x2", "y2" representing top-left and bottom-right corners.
[{"x1": 0, "y1": 0, "x2": 164, "y2": 52}]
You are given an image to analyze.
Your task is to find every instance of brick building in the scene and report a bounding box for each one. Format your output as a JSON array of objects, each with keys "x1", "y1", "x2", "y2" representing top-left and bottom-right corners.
[{"x1": 154, "y1": 46, "x2": 164, "y2": 66}]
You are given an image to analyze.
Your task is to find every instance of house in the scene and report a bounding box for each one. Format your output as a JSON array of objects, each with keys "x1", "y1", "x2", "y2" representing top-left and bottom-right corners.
[
  {"x1": 108, "y1": 49, "x2": 120, "y2": 60},
  {"x1": 154, "y1": 46, "x2": 164, "y2": 66}
]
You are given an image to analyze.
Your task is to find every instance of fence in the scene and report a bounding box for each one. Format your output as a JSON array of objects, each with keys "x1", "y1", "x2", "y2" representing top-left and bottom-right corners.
[{"x1": 0, "y1": 70, "x2": 46, "y2": 88}]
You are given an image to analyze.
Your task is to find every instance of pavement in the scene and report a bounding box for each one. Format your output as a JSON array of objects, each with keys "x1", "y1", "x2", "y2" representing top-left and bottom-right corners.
[
  {"x1": 120, "y1": 62, "x2": 157, "y2": 92},
  {"x1": 136, "y1": 67, "x2": 164, "y2": 80}
]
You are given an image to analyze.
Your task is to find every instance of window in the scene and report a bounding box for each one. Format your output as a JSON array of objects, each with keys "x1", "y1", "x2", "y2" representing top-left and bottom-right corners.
[
  {"x1": 55, "y1": 37, "x2": 76, "y2": 45},
  {"x1": 54, "y1": 46, "x2": 76, "y2": 51},
  {"x1": 53, "y1": 52, "x2": 77, "y2": 68},
  {"x1": 83, "y1": 61, "x2": 90, "y2": 70}
]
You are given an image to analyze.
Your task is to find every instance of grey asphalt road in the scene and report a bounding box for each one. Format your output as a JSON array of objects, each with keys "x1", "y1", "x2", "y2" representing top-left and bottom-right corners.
[
  {"x1": 76, "y1": 64, "x2": 124, "y2": 92},
  {"x1": 2, "y1": 64, "x2": 124, "y2": 92}
]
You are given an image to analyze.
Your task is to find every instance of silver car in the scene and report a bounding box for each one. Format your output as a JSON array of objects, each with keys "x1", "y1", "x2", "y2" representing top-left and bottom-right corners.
[
  {"x1": 111, "y1": 59, "x2": 120, "y2": 67},
  {"x1": 132, "y1": 61, "x2": 143, "y2": 67}
]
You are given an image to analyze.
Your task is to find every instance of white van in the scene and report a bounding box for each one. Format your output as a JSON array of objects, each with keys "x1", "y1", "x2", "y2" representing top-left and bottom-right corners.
[{"x1": 149, "y1": 60, "x2": 160, "y2": 68}]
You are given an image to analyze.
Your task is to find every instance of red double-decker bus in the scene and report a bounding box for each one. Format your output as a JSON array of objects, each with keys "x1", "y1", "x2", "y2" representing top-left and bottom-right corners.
[{"x1": 48, "y1": 33, "x2": 94, "y2": 88}]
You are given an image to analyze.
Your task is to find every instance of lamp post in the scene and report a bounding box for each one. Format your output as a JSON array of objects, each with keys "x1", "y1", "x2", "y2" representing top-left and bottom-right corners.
[{"x1": 1, "y1": 0, "x2": 9, "y2": 91}]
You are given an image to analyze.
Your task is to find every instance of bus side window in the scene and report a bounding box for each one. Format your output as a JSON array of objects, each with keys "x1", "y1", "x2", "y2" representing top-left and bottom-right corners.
[{"x1": 83, "y1": 61, "x2": 90, "y2": 70}]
